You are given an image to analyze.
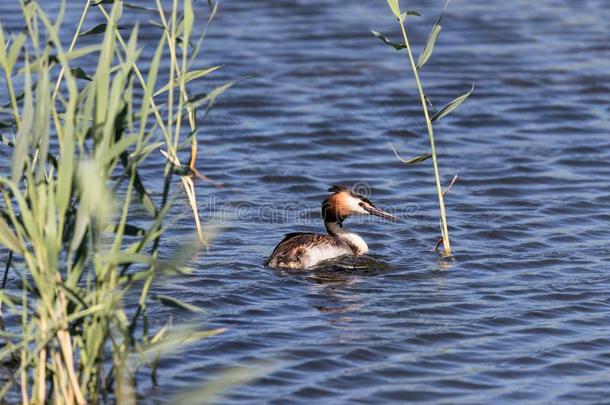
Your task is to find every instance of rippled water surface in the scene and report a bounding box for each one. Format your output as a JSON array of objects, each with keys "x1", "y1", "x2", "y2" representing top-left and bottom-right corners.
[{"x1": 2, "y1": 0, "x2": 610, "y2": 403}]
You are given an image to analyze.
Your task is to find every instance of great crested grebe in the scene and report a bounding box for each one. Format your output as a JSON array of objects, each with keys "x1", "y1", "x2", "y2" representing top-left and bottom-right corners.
[{"x1": 267, "y1": 185, "x2": 398, "y2": 269}]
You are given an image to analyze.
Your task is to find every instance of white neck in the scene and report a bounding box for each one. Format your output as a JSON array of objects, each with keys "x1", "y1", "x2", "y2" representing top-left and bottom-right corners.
[{"x1": 325, "y1": 222, "x2": 368, "y2": 255}]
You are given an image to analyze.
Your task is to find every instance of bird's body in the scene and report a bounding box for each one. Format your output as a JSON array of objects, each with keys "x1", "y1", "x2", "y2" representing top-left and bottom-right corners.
[
  {"x1": 267, "y1": 232, "x2": 354, "y2": 269},
  {"x1": 267, "y1": 185, "x2": 397, "y2": 269}
]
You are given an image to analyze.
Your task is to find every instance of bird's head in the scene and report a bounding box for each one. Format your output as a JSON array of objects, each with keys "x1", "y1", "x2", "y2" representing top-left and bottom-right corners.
[{"x1": 321, "y1": 185, "x2": 398, "y2": 225}]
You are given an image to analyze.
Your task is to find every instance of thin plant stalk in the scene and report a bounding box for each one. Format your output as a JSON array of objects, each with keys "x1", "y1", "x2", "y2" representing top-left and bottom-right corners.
[
  {"x1": 397, "y1": 22, "x2": 451, "y2": 255},
  {"x1": 375, "y1": 1, "x2": 473, "y2": 255},
  {"x1": 51, "y1": 1, "x2": 90, "y2": 100}
]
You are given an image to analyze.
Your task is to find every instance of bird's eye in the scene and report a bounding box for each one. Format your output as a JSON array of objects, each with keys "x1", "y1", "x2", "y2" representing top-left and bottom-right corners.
[{"x1": 359, "y1": 202, "x2": 365, "y2": 207}]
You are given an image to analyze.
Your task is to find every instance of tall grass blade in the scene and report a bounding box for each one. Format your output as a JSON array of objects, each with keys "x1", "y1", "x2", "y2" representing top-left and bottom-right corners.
[{"x1": 11, "y1": 60, "x2": 33, "y2": 183}]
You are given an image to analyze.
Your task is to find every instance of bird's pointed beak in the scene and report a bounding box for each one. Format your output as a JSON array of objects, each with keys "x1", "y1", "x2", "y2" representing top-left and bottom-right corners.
[{"x1": 364, "y1": 205, "x2": 399, "y2": 222}]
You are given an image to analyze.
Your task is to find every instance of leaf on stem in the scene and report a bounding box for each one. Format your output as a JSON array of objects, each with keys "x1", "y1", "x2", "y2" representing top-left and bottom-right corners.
[
  {"x1": 208, "y1": 1, "x2": 220, "y2": 23},
  {"x1": 0, "y1": 216, "x2": 22, "y2": 254},
  {"x1": 124, "y1": 3, "x2": 157, "y2": 12},
  {"x1": 188, "y1": 79, "x2": 238, "y2": 110},
  {"x1": 70, "y1": 67, "x2": 92, "y2": 81},
  {"x1": 184, "y1": 0, "x2": 194, "y2": 40},
  {"x1": 390, "y1": 144, "x2": 432, "y2": 164},
  {"x1": 80, "y1": 23, "x2": 126, "y2": 36},
  {"x1": 386, "y1": 0, "x2": 401, "y2": 19},
  {"x1": 62, "y1": 45, "x2": 103, "y2": 62},
  {"x1": 147, "y1": 20, "x2": 165, "y2": 30},
  {"x1": 371, "y1": 31, "x2": 405, "y2": 50},
  {"x1": 416, "y1": 23, "x2": 442, "y2": 69},
  {"x1": 11, "y1": 60, "x2": 33, "y2": 183},
  {"x1": 153, "y1": 66, "x2": 222, "y2": 97},
  {"x1": 431, "y1": 84, "x2": 474, "y2": 121},
  {"x1": 400, "y1": 10, "x2": 421, "y2": 21},
  {"x1": 154, "y1": 295, "x2": 205, "y2": 313},
  {"x1": 442, "y1": 174, "x2": 458, "y2": 196},
  {"x1": 417, "y1": 1, "x2": 453, "y2": 69},
  {"x1": 7, "y1": 33, "x2": 26, "y2": 72}
]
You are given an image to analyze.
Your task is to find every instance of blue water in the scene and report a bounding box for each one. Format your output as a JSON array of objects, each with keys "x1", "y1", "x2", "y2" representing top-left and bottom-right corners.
[{"x1": 2, "y1": 0, "x2": 610, "y2": 403}]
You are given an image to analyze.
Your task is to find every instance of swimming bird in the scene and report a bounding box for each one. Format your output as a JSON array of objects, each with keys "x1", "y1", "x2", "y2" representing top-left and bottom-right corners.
[{"x1": 267, "y1": 185, "x2": 398, "y2": 269}]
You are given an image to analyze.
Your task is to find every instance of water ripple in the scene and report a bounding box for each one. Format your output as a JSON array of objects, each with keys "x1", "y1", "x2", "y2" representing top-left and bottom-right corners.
[{"x1": 2, "y1": 0, "x2": 610, "y2": 402}]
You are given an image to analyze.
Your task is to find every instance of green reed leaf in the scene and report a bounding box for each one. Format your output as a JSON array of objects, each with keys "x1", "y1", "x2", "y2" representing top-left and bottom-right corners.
[
  {"x1": 208, "y1": 1, "x2": 220, "y2": 23},
  {"x1": 416, "y1": 23, "x2": 442, "y2": 69},
  {"x1": 386, "y1": 0, "x2": 401, "y2": 19},
  {"x1": 148, "y1": 20, "x2": 165, "y2": 30},
  {"x1": 33, "y1": 60, "x2": 51, "y2": 183},
  {"x1": 21, "y1": 46, "x2": 102, "y2": 75},
  {"x1": 7, "y1": 33, "x2": 25, "y2": 71},
  {"x1": 399, "y1": 10, "x2": 421, "y2": 22},
  {"x1": 431, "y1": 84, "x2": 474, "y2": 121},
  {"x1": 80, "y1": 23, "x2": 126, "y2": 36},
  {"x1": 0, "y1": 289, "x2": 18, "y2": 311},
  {"x1": 184, "y1": 0, "x2": 194, "y2": 42},
  {"x1": 129, "y1": 142, "x2": 163, "y2": 162},
  {"x1": 188, "y1": 80, "x2": 237, "y2": 110},
  {"x1": 98, "y1": 134, "x2": 138, "y2": 167},
  {"x1": 0, "y1": 25, "x2": 6, "y2": 65},
  {"x1": 172, "y1": 364, "x2": 271, "y2": 405},
  {"x1": 154, "y1": 295, "x2": 205, "y2": 313},
  {"x1": 0, "y1": 216, "x2": 22, "y2": 254},
  {"x1": 371, "y1": 30, "x2": 405, "y2": 50},
  {"x1": 154, "y1": 66, "x2": 222, "y2": 97},
  {"x1": 63, "y1": 45, "x2": 103, "y2": 61},
  {"x1": 80, "y1": 23, "x2": 107, "y2": 36},
  {"x1": 69, "y1": 160, "x2": 112, "y2": 253},
  {"x1": 70, "y1": 67, "x2": 92, "y2": 81},
  {"x1": 139, "y1": 325, "x2": 225, "y2": 366},
  {"x1": 117, "y1": 223, "x2": 145, "y2": 236},
  {"x1": 11, "y1": 60, "x2": 33, "y2": 183},
  {"x1": 139, "y1": 35, "x2": 165, "y2": 132},
  {"x1": 390, "y1": 144, "x2": 432, "y2": 164},
  {"x1": 124, "y1": 3, "x2": 157, "y2": 12},
  {"x1": 402, "y1": 154, "x2": 432, "y2": 164}
]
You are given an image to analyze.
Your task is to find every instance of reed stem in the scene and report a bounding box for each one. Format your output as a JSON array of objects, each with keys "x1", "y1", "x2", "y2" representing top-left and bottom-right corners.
[
  {"x1": 51, "y1": 1, "x2": 90, "y2": 100},
  {"x1": 397, "y1": 20, "x2": 452, "y2": 255}
]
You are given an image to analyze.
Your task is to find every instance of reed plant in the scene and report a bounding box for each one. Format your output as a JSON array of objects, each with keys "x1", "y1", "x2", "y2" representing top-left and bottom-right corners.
[
  {"x1": 0, "y1": 0, "x2": 230, "y2": 402},
  {"x1": 373, "y1": 0, "x2": 473, "y2": 255}
]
